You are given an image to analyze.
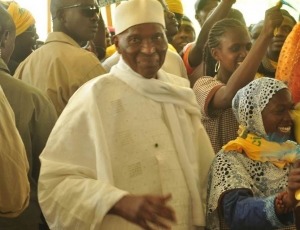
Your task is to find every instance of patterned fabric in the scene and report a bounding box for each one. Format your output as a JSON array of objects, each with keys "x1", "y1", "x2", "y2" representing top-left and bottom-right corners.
[
  {"x1": 276, "y1": 23, "x2": 300, "y2": 104},
  {"x1": 206, "y1": 150, "x2": 296, "y2": 230},
  {"x1": 193, "y1": 76, "x2": 239, "y2": 153},
  {"x1": 232, "y1": 78, "x2": 288, "y2": 139},
  {"x1": 223, "y1": 126, "x2": 300, "y2": 169}
]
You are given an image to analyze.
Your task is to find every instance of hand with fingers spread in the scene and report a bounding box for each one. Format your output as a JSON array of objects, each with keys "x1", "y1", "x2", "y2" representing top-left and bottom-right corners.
[
  {"x1": 261, "y1": 4, "x2": 284, "y2": 38},
  {"x1": 109, "y1": 193, "x2": 177, "y2": 230}
]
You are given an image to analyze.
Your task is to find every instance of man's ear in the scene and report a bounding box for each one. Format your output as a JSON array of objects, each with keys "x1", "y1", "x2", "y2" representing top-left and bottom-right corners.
[
  {"x1": 114, "y1": 35, "x2": 122, "y2": 54},
  {"x1": 0, "y1": 31, "x2": 9, "y2": 49},
  {"x1": 56, "y1": 9, "x2": 66, "y2": 23},
  {"x1": 211, "y1": 47, "x2": 220, "y2": 61}
]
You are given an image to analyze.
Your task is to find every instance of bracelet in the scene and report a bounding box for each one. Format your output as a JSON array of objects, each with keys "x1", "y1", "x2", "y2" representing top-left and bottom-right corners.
[{"x1": 275, "y1": 191, "x2": 294, "y2": 213}]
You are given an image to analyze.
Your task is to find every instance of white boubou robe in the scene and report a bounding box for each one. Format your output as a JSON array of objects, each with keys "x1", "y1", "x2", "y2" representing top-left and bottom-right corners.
[{"x1": 38, "y1": 58, "x2": 215, "y2": 230}]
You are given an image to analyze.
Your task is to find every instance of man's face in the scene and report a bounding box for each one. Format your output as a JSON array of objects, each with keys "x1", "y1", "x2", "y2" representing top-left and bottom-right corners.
[
  {"x1": 267, "y1": 15, "x2": 295, "y2": 60},
  {"x1": 14, "y1": 24, "x2": 38, "y2": 61},
  {"x1": 61, "y1": 0, "x2": 99, "y2": 43},
  {"x1": 195, "y1": 0, "x2": 219, "y2": 27},
  {"x1": 172, "y1": 24, "x2": 196, "y2": 53},
  {"x1": 115, "y1": 23, "x2": 168, "y2": 79},
  {"x1": 157, "y1": 0, "x2": 179, "y2": 38}
]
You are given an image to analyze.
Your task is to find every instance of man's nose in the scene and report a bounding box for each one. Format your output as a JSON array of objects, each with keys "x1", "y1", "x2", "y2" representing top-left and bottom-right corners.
[{"x1": 141, "y1": 40, "x2": 155, "y2": 54}]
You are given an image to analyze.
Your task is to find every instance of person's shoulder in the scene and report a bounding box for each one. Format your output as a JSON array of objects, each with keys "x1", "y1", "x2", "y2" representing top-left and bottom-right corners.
[
  {"x1": 75, "y1": 72, "x2": 119, "y2": 95},
  {"x1": 102, "y1": 51, "x2": 120, "y2": 71},
  {"x1": 193, "y1": 76, "x2": 222, "y2": 89},
  {"x1": 213, "y1": 149, "x2": 240, "y2": 165},
  {"x1": 1, "y1": 73, "x2": 48, "y2": 98},
  {"x1": 0, "y1": 73, "x2": 56, "y2": 113}
]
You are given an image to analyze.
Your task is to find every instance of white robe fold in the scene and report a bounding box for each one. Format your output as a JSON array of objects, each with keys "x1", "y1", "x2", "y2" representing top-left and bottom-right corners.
[{"x1": 38, "y1": 59, "x2": 214, "y2": 229}]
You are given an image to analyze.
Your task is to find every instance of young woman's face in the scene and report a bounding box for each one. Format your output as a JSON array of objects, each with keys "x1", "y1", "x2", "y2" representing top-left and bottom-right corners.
[
  {"x1": 262, "y1": 89, "x2": 294, "y2": 142},
  {"x1": 213, "y1": 26, "x2": 252, "y2": 77}
]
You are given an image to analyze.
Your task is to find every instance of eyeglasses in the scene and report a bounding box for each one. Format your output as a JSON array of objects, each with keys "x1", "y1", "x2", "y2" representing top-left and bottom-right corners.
[{"x1": 53, "y1": 4, "x2": 100, "y2": 20}]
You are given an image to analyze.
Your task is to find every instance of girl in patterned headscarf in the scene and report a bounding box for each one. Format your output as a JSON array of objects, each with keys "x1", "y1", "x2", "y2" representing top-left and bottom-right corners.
[{"x1": 206, "y1": 78, "x2": 300, "y2": 230}]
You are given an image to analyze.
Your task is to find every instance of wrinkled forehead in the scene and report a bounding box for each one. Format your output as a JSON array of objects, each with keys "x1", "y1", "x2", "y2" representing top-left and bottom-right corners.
[{"x1": 121, "y1": 23, "x2": 166, "y2": 37}]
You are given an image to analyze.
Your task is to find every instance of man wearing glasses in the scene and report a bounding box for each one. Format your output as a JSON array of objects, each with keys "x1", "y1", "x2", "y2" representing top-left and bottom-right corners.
[
  {"x1": 14, "y1": 0, "x2": 107, "y2": 116},
  {"x1": 38, "y1": 0, "x2": 214, "y2": 229}
]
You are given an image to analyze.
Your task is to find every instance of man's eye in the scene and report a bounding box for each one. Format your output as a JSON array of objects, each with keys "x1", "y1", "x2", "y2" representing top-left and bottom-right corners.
[
  {"x1": 154, "y1": 36, "x2": 163, "y2": 41},
  {"x1": 129, "y1": 38, "x2": 140, "y2": 43}
]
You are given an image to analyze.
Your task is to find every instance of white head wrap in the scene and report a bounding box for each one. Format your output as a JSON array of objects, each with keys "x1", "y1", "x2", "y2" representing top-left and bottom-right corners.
[
  {"x1": 232, "y1": 78, "x2": 288, "y2": 139},
  {"x1": 114, "y1": 0, "x2": 165, "y2": 35}
]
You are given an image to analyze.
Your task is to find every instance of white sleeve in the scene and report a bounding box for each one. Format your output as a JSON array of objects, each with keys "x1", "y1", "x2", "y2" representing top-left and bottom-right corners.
[{"x1": 38, "y1": 81, "x2": 129, "y2": 229}]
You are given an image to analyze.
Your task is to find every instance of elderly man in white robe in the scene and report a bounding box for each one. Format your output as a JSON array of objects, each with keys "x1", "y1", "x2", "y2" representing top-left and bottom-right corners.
[{"x1": 38, "y1": 0, "x2": 215, "y2": 229}]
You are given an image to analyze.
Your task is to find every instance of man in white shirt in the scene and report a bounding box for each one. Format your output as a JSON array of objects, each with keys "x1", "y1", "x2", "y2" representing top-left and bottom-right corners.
[{"x1": 38, "y1": 0, "x2": 214, "y2": 229}]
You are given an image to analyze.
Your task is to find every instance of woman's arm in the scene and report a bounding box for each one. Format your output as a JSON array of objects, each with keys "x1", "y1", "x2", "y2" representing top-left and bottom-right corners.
[
  {"x1": 210, "y1": 5, "x2": 283, "y2": 110},
  {"x1": 222, "y1": 189, "x2": 294, "y2": 229}
]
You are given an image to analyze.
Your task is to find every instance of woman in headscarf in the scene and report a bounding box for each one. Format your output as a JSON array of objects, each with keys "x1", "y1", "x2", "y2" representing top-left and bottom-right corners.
[
  {"x1": 206, "y1": 77, "x2": 300, "y2": 229},
  {"x1": 0, "y1": 1, "x2": 38, "y2": 75}
]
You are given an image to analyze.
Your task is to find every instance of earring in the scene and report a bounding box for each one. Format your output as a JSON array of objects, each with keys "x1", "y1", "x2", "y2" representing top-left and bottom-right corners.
[{"x1": 215, "y1": 61, "x2": 220, "y2": 72}]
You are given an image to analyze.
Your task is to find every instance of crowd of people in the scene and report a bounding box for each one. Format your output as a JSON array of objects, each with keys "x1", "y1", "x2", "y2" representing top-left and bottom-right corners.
[{"x1": 0, "y1": 0, "x2": 300, "y2": 229}]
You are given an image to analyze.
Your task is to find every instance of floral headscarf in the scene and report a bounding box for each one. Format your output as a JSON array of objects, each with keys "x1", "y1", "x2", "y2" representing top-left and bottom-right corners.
[{"x1": 232, "y1": 78, "x2": 288, "y2": 139}]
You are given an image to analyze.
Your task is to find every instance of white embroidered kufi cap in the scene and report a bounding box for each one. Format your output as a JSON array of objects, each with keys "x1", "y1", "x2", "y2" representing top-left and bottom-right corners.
[{"x1": 114, "y1": 0, "x2": 165, "y2": 35}]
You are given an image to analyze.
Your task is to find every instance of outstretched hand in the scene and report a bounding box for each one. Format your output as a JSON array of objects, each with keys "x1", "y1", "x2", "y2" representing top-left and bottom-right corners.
[{"x1": 109, "y1": 193, "x2": 177, "y2": 230}]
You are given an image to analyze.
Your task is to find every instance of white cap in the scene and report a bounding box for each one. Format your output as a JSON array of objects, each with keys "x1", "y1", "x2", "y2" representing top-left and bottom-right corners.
[{"x1": 114, "y1": 0, "x2": 165, "y2": 35}]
